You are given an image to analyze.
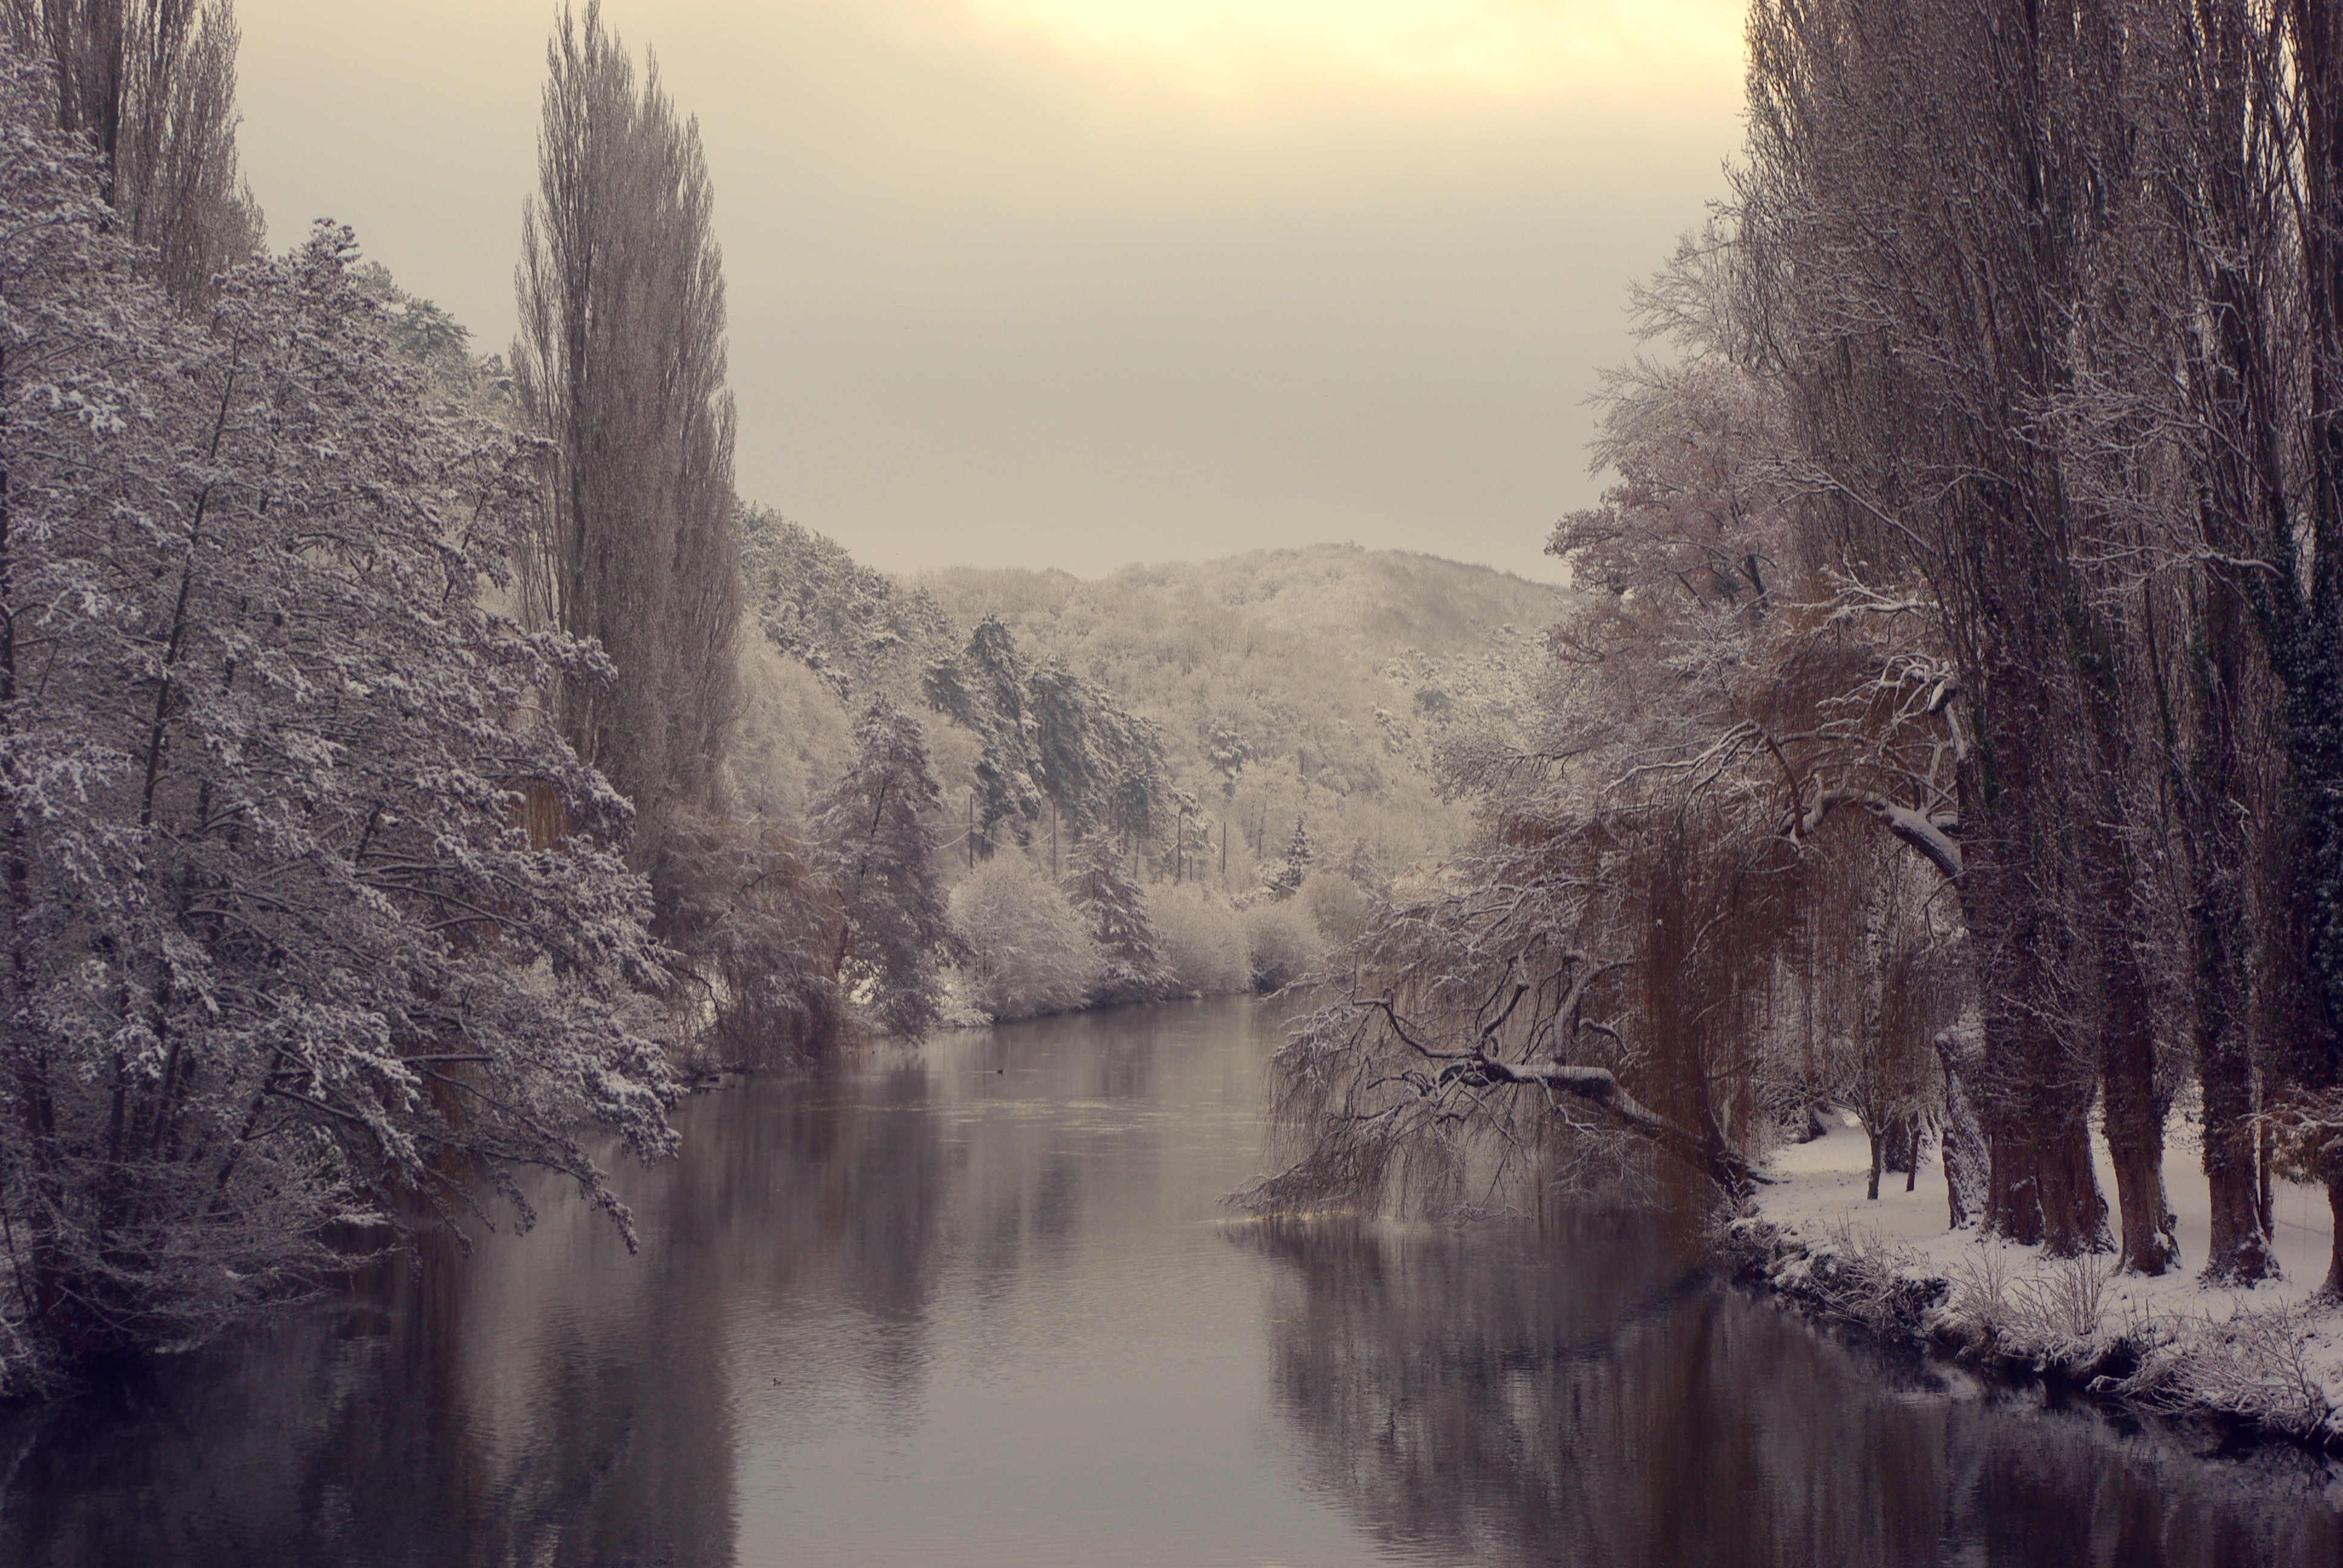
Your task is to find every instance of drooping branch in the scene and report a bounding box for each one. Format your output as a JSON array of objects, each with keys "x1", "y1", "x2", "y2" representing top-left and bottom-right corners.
[{"x1": 1790, "y1": 787, "x2": 1962, "y2": 881}]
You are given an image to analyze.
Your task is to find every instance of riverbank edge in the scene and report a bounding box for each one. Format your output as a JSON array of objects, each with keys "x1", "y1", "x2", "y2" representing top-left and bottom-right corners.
[{"x1": 1714, "y1": 1212, "x2": 2343, "y2": 1456}]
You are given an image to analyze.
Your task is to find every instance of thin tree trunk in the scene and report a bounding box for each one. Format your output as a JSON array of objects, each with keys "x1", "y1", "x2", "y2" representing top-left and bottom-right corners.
[
  {"x1": 2324, "y1": 1177, "x2": 2343, "y2": 1299},
  {"x1": 2100, "y1": 875, "x2": 2177, "y2": 1274}
]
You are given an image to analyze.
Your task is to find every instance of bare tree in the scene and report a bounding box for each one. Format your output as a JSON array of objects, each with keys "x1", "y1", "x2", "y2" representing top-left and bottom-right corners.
[
  {"x1": 2, "y1": 0, "x2": 260, "y2": 302},
  {"x1": 513, "y1": 0, "x2": 741, "y2": 867}
]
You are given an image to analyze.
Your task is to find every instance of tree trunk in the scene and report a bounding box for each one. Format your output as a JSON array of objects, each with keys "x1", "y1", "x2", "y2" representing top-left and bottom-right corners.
[
  {"x1": 2100, "y1": 901, "x2": 2177, "y2": 1274},
  {"x1": 1866, "y1": 1125, "x2": 1883, "y2": 1201},
  {"x1": 2201, "y1": 1026, "x2": 2275, "y2": 1282},
  {"x1": 1880, "y1": 1113, "x2": 1917, "y2": 1177},
  {"x1": 1937, "y1": 1032, "x2": 1990, "y2": 1229},
  {"x1": 2325, "y1": 1177, "x2": 2343, "y2": 1299}
]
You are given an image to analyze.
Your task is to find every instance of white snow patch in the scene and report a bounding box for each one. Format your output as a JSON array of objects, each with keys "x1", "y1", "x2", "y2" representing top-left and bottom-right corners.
[{"x1": 1743, "y1": 1106, "x2": 2343, "y2": 1440}]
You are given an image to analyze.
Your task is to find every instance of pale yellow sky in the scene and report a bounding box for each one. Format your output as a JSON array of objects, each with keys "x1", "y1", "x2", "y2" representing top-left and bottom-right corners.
[{"x1": 232, "y1": 1, "x2": 1745, "y2": 581}]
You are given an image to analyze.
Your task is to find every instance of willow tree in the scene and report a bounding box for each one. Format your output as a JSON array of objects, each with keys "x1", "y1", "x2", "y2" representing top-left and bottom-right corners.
[
  {"x1": 2, "y1": 0, "x2": 260, "y2": 302},
  {"x1": 513, "y1": 1, "x2": 741, "y2": 864}
]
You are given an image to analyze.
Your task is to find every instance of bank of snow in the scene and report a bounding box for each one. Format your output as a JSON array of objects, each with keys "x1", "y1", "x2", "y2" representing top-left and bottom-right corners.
[{"x1": 1726, "y1": 1109, "x2": 2343, "y2": 1445}]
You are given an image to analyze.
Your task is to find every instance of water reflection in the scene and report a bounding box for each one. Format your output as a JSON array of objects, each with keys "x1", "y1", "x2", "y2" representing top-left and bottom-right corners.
[
  {"x1": 2, "y1": 999, "x2": 2341, "y2": 1567},
  {"x1": 1247, "y1": 1220, "x2": 2343, "y2": 1567}
]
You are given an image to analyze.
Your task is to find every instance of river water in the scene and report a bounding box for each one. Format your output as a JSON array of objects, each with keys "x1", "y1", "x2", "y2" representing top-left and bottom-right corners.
[{"x1": 3, "y1": 998, "x2": 2341, "y2": 1566}]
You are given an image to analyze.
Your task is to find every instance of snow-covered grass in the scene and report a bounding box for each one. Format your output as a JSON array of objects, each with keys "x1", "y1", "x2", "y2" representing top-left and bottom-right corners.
[{"x1": 1728, "y1": 1108, "x2": 2343, "y2": 1444}]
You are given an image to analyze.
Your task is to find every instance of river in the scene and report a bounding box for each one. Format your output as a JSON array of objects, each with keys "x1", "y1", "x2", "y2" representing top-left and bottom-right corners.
[{"x1": 2, "y1": 998, "x2": 2340, "y2": 1566}]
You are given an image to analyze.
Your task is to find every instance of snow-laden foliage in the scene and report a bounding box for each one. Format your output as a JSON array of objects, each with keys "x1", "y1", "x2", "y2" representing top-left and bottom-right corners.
[
  {"x1": 949, "y1": 855, "x2": 1098, "y2": 1022},
  {"x1": 1243, "y1": 901, "x2": 1322, "y2": 995},
  {"x1": 1151, "y1": 884, "x2": 1250, "y2": 997},
  {"x1": 1297, "y1": 871, "x2": 1367, "y2": 945},
  {"x1": 0, "y1": 59, "x2": 675, "y2": 1380},
  {"x1": 925, "y1": 615, "x2": 1174, "y2": 854},
  {"x1": 738, "y1": 505, "x2": 954, "y2": 701},
  {"x1": 813, "y1": 699, "x2": 957, "y2": 1040},
  {"x1": 921, "y1": 549, "x2": 1562, "y2": 888}
]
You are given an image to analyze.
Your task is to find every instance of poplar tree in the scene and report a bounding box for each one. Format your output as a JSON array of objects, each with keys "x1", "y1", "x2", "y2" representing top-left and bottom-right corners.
[
  {"x1": 513, "y1": 0, "x2": 741, "y2": 866},
  {"x1": 2, "y1": 0, "x2": 260, "y2": 302}
]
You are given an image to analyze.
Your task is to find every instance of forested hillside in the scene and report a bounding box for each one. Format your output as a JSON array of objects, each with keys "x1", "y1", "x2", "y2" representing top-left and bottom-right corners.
[{"x1": 916, "y1": 546, "x2": 1570, "y2": 885}]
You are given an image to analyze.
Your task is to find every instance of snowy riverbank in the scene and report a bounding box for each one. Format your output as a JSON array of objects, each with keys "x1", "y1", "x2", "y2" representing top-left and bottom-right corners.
[{"x1": 1725, "y1": 1109, "x2": 2343, "y2": 1446}]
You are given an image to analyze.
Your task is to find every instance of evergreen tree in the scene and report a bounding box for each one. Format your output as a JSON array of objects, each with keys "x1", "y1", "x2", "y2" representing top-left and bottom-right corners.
[
  {"x1": 813, "y1": 701, "x2": 957, "y2": 1040},
  {"x1": 1271, "y1": 818, "x2": 1312, "y2": 897},
  {"x1": 1063, "y1": 836, "x2": 1170, "y2": 1007}
]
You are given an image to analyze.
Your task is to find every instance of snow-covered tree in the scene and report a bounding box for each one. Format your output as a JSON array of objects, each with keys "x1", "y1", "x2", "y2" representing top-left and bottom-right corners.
[
  {"x1": 814, "y1": 699, "x2": 956, "y2": 1040},
  {"x1": 739, "y1": 506, "x2": 954, "y2": 702},
  {"x1": 949, "y1": 855, "x2": 1096, "y2": 1021},
  {"x1": 0, "y1": 58, "x2": 674, "y2": 1381},
  {"x1": 1062, "y1": 835, "x2": 1168, "y2": 1008}
]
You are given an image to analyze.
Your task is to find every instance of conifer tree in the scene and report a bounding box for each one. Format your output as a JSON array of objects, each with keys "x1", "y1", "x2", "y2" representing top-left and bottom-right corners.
[
  {"x1": 813, "y1": 701, "x2": 956, "y2": 1040},
  {"x1": 1271, "y1": 818, "x2": 1312, "y2": 897},
  {"x1": 1063, "y1": 836, "x2": 1169, "y2": 1007}
]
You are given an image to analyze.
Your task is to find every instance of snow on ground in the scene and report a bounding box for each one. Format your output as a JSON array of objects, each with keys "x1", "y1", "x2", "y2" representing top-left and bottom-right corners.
[
  {"x1": 1743, "y1": 1108, "x2": 2343, "y2": 1441},
  {"x1": 1760, "y1": 1108, "x2": 2332, "y2": 1307}
]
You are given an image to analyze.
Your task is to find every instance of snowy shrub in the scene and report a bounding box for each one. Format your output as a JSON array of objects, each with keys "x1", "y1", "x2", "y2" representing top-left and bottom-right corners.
[
  {"x1": 951, "y1": 855, "x2": 1100, "y2": 1020},
  {"x1": 1246, "y1": 902, "x2": 1325, "y2": 993},
  {"x1": 1153, "y1": 886, "x2": 1251, "y2": 997},
  {"x1": 1299, "y1": 872, "x2": 1368, "y2": 945}
]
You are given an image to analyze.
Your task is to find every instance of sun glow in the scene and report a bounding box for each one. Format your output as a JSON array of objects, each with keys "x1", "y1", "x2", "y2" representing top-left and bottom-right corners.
[{"x1": 960, "y1": 0, "x2": 1742, "y2": 95}]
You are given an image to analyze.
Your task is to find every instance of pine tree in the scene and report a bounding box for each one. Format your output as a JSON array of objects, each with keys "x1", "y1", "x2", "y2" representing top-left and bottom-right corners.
[
  {"x1": 1062, "y1": 836, "x2": 1169, "y2": 1007},
  {"x1": 813, "y1": 701, "x2": 956, "y2": 1040},
  {"x1": 1270, "y1": 818, "x2": 1312, "y2": 897}
]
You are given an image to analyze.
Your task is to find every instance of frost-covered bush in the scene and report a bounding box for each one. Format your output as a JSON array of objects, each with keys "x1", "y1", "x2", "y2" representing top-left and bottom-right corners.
[
  {"x1": 952, "y1": 855, "x2": 1100, "y2": 1020},
  {"x1": 1246, "y1": 902, "x2": 1325, "y2": 993},
  {"x1": 1153, "y1": 886, "x2": 1251, "y2": 996},
  {"x1": 1299, "y1": 872, "x2": 1368, "y2": 944}
]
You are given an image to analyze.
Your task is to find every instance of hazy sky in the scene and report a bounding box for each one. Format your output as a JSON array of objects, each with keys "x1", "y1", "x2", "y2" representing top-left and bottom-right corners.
[{"x1": 233, "y1": 1, "x2": 1745, "y2": 583}]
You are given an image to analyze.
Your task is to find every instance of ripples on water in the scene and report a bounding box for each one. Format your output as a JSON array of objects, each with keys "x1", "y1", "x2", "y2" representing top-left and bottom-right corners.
[{"x1": 2, "y1": 998, "x2": 2340, "y2": 1566}]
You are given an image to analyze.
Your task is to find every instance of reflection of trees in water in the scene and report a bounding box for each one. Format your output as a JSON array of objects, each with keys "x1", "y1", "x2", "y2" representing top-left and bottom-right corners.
[
  {"x1": 1247, "y1": 1220, "x2": 2343, "y2": 1568},
  {"x1": 0, "y1": 1008, "x2": 1211, "y2": 1567},
  {"x1": 0, "y1": 1059, "x2": 967, "y2": 1568}
]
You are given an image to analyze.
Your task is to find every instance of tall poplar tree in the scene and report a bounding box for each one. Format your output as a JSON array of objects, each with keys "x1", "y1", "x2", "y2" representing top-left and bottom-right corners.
[
  {"x1": 513, "y1": 1, "x2": 741, "y2": 867},
  {"x1": 2, "y1": 0, "x2": 260, "y2": 302}
]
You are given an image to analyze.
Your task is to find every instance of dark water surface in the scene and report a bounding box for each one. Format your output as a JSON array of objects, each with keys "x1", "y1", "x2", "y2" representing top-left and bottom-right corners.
[{"x1": 4, "y1": 999, "x2": 2342, "y2": 1566}]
